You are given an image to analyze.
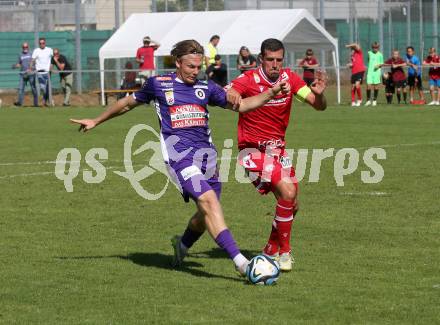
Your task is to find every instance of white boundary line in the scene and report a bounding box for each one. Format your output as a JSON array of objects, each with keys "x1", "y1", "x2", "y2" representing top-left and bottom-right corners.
[{"x1": 0, "y1": 140, "x2": 439, "y2": 172}]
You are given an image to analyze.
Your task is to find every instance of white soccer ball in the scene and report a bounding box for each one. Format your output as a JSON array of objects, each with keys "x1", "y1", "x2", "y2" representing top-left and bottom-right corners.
[{"x1": 246, "y1": 255, "x2": 280, "y2": 285}]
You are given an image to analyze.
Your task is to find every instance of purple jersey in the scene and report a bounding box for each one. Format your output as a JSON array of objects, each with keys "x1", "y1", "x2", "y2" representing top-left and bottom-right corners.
[
  {"x1": 132, "y1": 73, "x2": 227, "y2": 202},
  {"x1": 133, "y1": 73, "x2": 227, "y2": 161}
]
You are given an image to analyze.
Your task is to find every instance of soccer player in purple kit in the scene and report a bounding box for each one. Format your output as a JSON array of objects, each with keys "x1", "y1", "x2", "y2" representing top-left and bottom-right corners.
[{"x1": 70, "y1": 40, "x2": 289, "y2": 276}]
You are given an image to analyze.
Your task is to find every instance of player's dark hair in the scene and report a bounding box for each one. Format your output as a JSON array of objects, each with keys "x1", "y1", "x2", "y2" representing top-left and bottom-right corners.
[
  {"x1": 171, "y1": 40, "x2": 204, "y2": 59},
  {"x1": 372, "y1": 42, "x2": 380, "y2": 48},
  {"x1": 260, "y1": 38, "x2": 285, "y2": 57},
  {"x1": 306, "y1": 49, "x2": 313, "y2": 56},
  {"x1": 406, "y1": 46, "x2": 414, "y2": 51},
  {"x1": 39, "y1": 37, "x2": 46, "y2": 42},
  {"x1": 210, "y1": 35, "x2": 220, "y2": 42}
]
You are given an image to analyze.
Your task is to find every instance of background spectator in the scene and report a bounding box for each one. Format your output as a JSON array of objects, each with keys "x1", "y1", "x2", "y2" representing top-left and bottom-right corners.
[
  {"x1": 31, "y1": 37, "x2": 53, "y2": 106},
  {"x1": 117, "y1": 62, "x2": 138, "y2": 99},
  {"x1": 13, "y1": 42, "x2": 38, "y2": 107},
  {"x1": 206, "y1": 54, "x2": 227, "y2": 87},
  {"x1": 136, "y1": 36, "x2": 160, "y2": 84},
  {"x1": 236, "y1": 46, "x2": 256, "y2": 74},
  {"x1": 298, "y1": 49, "x2": 319, "y2": 86},
  {"x1": 365, "y1": 42, "x2": 383, "y2": 106},
  {"x1": 51, "y1": 48, "x2": 73, "y2": 106},
  {"x1": 423, "y1": 47, "x2": 440, "y2": 105},
  {"x1": 204, "y1": 35, "x2": 220, "y2": 72},
  {"x1": 406, "y1": 46, "x2": 425, "y2": 103},
  {"x1": 346, "y1": 43, "x2": 366, "y2": 107},
  {"x1": 383, "y1": 50, "x2": 407, "y2": 104}
]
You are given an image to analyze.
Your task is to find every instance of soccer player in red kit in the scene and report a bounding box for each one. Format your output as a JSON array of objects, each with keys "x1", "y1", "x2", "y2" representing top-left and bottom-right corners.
[
  {"x1": 380, "y1": 50, "x2": 408, "y2": 104},
  {"x1": 346, "y1": 43, "x2": 366, "y2": 106},
  {"x1": 227, "y1": 39, "x2": 327, "y2": 271}
]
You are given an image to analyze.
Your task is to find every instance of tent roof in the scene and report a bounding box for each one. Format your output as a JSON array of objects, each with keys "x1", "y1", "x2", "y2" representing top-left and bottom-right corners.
[{"x1": 99, "y1": 9, "x2": 338, "y2": 60}]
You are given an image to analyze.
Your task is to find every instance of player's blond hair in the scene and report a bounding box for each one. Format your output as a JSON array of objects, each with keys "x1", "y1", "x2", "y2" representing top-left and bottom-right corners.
[{"x1": 171, "y1": 40, "x2": 204, "y2": 59}]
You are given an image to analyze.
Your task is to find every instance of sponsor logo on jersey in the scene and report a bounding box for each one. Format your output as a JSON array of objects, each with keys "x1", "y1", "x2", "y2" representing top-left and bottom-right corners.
[
  {"x1": 156, "y1": 76, "x2": 172, "y2": 81},
  {"x1": 169, "y1": 104, "x2": 207, "y2": 129},
  {"x1": 258, "y1": 138, "x2": 284, "y2": 149},
  {"x1": 180, "y1": 165, "x2": 202, "y2": 181},
  {"x1": 160, "y1": 82, "x2": 173, "y2": 87},
  {"x1": 267, "y1": 97, "x2": 288, "y2": 105},
  {"x1": 281, "y1": 71, "x2": 289, "y2": 81},
  {"x1": 165, "y1": 90, "x2": 175, "y2": 105},
  {"x1": 259, "y1": 86, "x2": 265, "y2": 93},
  {"x1": 242, "y1": 154, "x2": 257, "y2": 169},
  {"x1": 193, "y1": 84, "x2": 208, "y2": 89},
  {"x1": 195, "y1": 89, "x2": 206, "y2": 100},
  {"x1": 253, "y1": 73, "x2": 260, "y2": 83}
]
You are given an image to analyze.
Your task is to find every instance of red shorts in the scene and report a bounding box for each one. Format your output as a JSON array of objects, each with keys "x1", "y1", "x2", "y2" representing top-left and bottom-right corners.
[{"x1": 238, "y1": 148, "x2": 298, "y2": 195}]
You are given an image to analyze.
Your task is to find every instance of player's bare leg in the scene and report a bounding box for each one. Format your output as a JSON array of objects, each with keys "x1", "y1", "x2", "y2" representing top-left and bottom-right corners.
[{"x1": 263, "y1": 179, "x2": 298, "y2": 272}]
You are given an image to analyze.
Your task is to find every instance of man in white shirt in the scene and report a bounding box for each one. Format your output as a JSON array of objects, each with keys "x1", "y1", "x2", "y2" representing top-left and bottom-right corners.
[{"x1": 31, "y1": 37, "x2": 53, "y2": 106}]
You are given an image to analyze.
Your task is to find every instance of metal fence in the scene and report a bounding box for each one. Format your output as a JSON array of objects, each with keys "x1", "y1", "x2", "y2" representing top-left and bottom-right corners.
[{"x1": 0, "y1": 0, "x2": 439, "y2": 97}]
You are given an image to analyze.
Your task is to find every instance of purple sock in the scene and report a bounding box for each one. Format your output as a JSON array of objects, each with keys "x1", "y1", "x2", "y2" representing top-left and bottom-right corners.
[
  {"x1": 181, "y1": 227, "x2": 204, "y2": 249},
  {"x1": 215, "y1": 229, "x2": 240, "y2": 259}
]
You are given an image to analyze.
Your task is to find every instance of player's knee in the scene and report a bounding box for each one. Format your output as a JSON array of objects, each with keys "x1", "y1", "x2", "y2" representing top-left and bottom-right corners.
[
  {"x1": 278, "y1": 187, "x2": 297, "y2": 202},
  {"x1": 197, "y1": 190, "x2": 220, "y2": 214}
]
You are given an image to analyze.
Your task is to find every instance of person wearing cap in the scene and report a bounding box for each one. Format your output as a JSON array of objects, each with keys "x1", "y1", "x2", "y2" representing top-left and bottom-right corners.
[
  {"x1": 13, "y1": 42, "x2": 38, "y2": 107},
  {"x1": 206, "y1": 54, "x2": 228, "y2": 87},
  {"x1": 236, "y1": 46, "x2": 256, "y2": 74},
  {"x1": 136, "y1": 36, "x2": 160, "y2": 84}
]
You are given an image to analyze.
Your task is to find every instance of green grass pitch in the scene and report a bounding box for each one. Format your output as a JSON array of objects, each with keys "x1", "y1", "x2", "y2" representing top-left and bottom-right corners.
[{"x1": 0, "y1": 100, "x2": 439, "y2": 324}]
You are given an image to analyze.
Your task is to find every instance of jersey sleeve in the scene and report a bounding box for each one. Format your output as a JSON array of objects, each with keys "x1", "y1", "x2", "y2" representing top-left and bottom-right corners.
[
  {"x1": 132, "y1": 76, "x2": 156, "y2": 104},
  {"x1": 208, "y1": 81, "x2": 227, "y2": 108},
  {"x1": 385, "y1": 58, "x2": 392, "y2": 65},
  {"x1": 136, "y1": 48, "x2": 141, "y2": 59},
  {"x1": 230, "y1": 73, "x2": 251, "y2": 96},
  {"x1": 289, "y1": 71, "x2": 311, "y2": 102},
  {"x1": 31, "y1": 49, "x2": 37, "y2": 60}
]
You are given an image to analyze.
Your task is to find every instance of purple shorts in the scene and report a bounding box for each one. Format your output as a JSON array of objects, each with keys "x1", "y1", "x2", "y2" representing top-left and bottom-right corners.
[{"x1": 166, "y1": 147, "x2": 221, "y2": 202}]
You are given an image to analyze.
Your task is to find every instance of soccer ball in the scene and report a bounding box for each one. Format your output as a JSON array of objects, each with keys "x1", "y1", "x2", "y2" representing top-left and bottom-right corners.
[{"x1": 246, "y1": 255, "x2": 280, "y2": 285}]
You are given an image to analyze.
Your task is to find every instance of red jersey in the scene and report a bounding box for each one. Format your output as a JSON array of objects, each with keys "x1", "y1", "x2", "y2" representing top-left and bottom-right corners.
[
  {"x1": 230, "y1": 67, "x2": 309, "y2": 149},
  {"x1": 425, "y1": 55, "x2": 440, "y2": 80},
  {"x1": 299, "y1": 57, "x2": 318, "y2": 79},
  {"x1": 136, "y1": 46, "x2": 156, "y2": 70},
  {"x1": 351, "y1": 49, "x2": 366, "y2": 74},
  {"x1": 385, "y1": 57, "x2": 406, "y2": 82}
]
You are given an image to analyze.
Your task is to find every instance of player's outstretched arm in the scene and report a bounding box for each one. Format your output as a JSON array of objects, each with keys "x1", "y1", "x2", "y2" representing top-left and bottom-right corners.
[
  {"x1": 306, "y1": 70, "x2": 327, "y2": 111},
  {"x1": 70, "y1": 96, "x2": 139, "y2": 132},
  {"x1": 226, "y1": 81, "x2": 289, "y2": 113}
]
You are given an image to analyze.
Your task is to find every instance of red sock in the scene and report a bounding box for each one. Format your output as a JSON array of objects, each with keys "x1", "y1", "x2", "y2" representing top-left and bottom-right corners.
[
  {"x1": 275, "y1": 199, "x2": 296, "y2": 254},
  {"x1": 263, "y1": 220, "x2": 279, "y2": 256},
  {"x1": 351, "y1": 88, "x2": 356, "y2": 102},
  {"x1": 356, "y1": 87, "x2": 362, "y2": 100}
]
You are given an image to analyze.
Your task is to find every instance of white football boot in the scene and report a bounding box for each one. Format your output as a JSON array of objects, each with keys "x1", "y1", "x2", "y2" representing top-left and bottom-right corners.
[
  {"x1": 235, "y1": 260, "x2": 250, "y2": 277},
  {"x1": 427, "y1": 101, "x2": 437, "y2": 105},
  {"x1": 364, "y1": 100, "x2": 371, "y2": 106},
  {"x1": 279, "y1": 252, "x2": 294, "y2": 272},
  {"x1": 372, "y1": 100, "x2": 377, "y2": 106},
  {"x1": 356, "y1": 100, "x2": 362, "y2": 106}
]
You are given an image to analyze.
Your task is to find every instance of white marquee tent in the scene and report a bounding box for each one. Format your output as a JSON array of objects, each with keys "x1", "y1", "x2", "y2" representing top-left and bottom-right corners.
[{"x1": 99, "y1": 9, "x2": 340, "y2": 105}]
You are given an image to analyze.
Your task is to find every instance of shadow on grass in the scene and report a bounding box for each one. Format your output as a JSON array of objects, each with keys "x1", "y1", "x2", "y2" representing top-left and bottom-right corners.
[
  {"x1": 55, "y1": 251, "x2": 244, "y2": 282},
  {"x1": 188, "y1": 248, "x2": 260, "y2": 260}
]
